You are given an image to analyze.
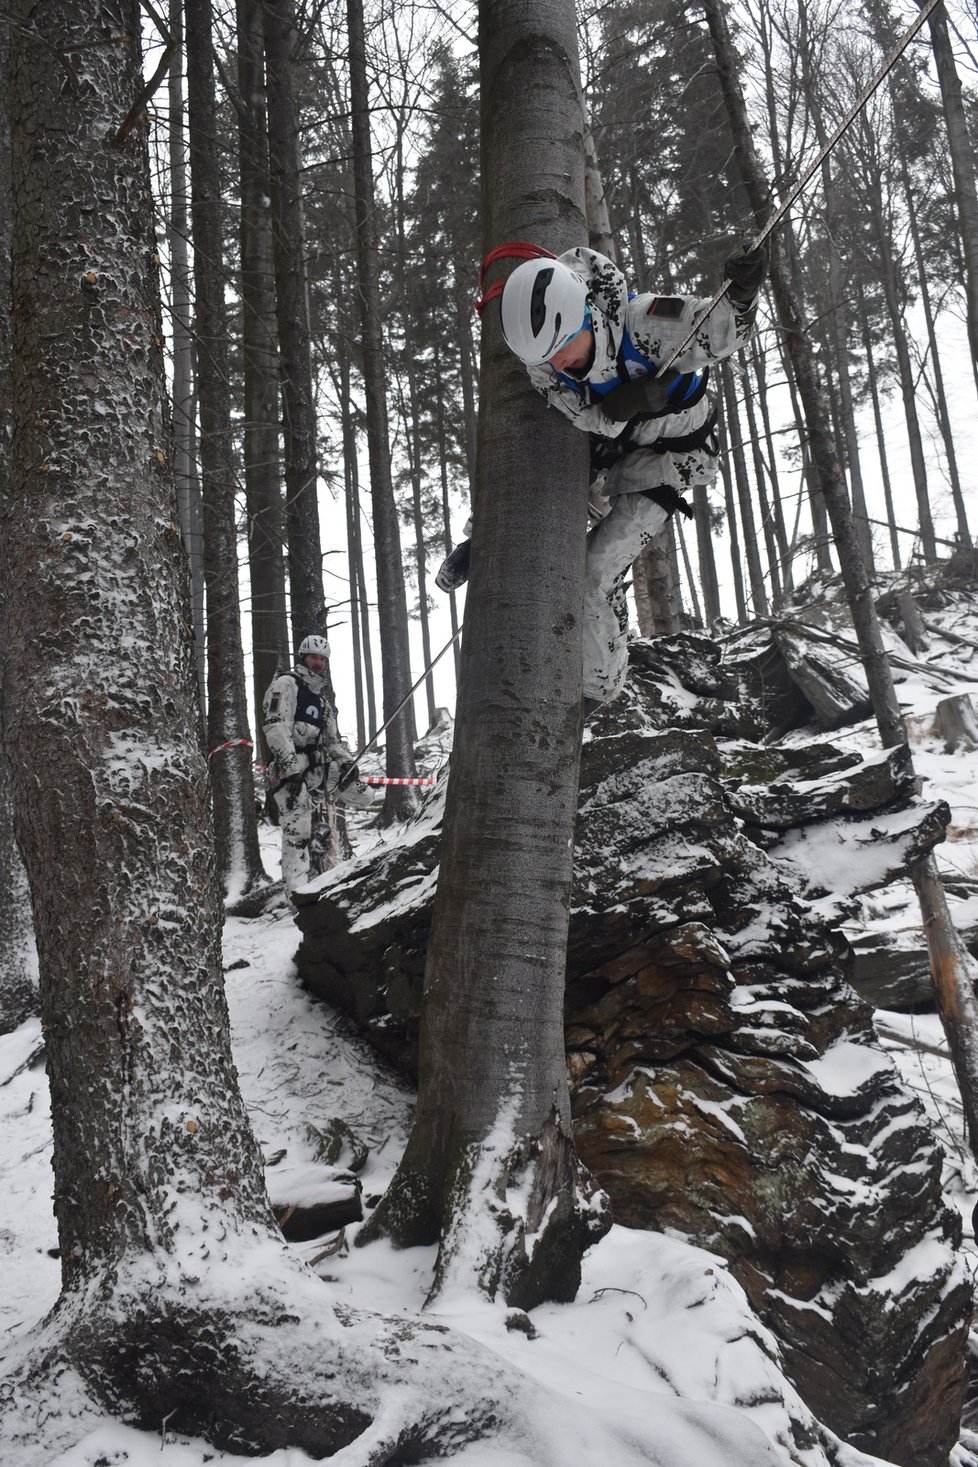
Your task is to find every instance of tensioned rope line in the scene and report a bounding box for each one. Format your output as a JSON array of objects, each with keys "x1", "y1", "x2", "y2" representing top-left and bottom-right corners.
[
  {"x1": 341, "y1": 626, "x2": 464, "y2": 782},
  {"x1": 656, "y1": 0, "x2": 945, "y2": 377}
]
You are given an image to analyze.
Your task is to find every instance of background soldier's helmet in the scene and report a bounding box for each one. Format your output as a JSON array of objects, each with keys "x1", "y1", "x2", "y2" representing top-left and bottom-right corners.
[
  {"x1": 500, "y1": 258, "x2": 590, "y2": 367},
  {"x1": 298, "y1": 634, "x2": 331, "y2": 661}
]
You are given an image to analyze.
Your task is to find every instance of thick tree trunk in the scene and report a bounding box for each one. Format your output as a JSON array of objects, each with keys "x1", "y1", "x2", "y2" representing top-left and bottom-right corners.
[
  {"x1": 1, "y1": 11, "x2": 600, "y2": 1459},
  {"x1": 236, "y1": 0, "x2": 290, "y2": 748},
  {"x1": 0, "y1": 20, "x2": 36, "y2": 1032},
  {"x1": 186, "y1": 0, "x2": 266, "y2": 895},
  {"x1": 362, "y1": 0, "x2": 607, "y2": 1307},
  {"x1": 264, "y1": 0, "x2": 328, "y2": 642},
  {"x1": 4, "y1": 0, "x2": 276, "y2": 1321},
  {"x1": 346, "y1": 0, "x2": 419, "y2": 820}
]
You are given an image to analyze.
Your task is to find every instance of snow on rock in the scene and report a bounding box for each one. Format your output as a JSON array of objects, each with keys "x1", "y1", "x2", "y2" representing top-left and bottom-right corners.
[{"x1": 293, "y1": 626, "x2": 972, "y2": 1467}]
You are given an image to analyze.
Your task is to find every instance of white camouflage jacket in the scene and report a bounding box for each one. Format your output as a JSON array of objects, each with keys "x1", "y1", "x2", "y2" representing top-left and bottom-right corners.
[
  {"x1": 262, "y1": 665, "x2": 355, "y2": 792},
  {"x1": 526, "y1": 247, "x2": 758, "y2": 498}
]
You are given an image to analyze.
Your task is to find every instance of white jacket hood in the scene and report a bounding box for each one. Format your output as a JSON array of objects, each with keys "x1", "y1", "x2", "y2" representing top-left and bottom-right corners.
[{"x1": 556, "y1": 247, "x2": 628, "y2": 376}]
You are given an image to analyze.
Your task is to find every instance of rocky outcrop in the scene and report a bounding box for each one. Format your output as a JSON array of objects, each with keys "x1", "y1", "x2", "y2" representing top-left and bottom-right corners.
[{"x1": 291, "y1": 632, "x2": 971, "y2": 1467}]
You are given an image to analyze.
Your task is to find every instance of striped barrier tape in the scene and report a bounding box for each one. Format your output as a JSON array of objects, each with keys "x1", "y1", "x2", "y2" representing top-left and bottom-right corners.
[{"x1": 364, "y1": 777, "x2": 435, "y2": 786}]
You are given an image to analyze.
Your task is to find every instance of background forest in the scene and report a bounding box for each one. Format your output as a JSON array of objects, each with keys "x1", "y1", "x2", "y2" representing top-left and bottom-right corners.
[{"x1": 67, "y1": 0, "x2": 978, "y2": 869}]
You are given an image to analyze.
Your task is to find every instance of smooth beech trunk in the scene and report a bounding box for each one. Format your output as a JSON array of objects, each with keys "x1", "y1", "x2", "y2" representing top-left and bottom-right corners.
[{"x1": 361, "y1": 0, "x2": 607, "y2": 1306}]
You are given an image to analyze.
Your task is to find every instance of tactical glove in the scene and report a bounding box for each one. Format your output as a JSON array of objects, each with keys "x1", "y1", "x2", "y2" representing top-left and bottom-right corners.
[
  {"x1": 724, "y1": 242, "x2": 767, "y2": 302},
  {"x1": 435, "y1": 538, "x2": 471, "y2": 593},
  {"x1": 600, "y1": 368, "x2": 681, "y2": 424}
]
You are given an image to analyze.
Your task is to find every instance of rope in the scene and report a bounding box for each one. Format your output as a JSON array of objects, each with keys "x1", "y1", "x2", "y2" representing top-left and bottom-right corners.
[
  {"x1": 475, "y1": 241, "x2": 556, "y2": 315},
  {"x1": 654, "y1": 0, "x2": 945, "y2": 376},
  {"x1": 341, "y1": 627, "x2": 463, "y2": 783}
]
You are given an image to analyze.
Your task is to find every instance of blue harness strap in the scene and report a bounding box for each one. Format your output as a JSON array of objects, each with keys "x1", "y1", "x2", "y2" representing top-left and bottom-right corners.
[{"x1": 554, "y1": 325, "x2": 708, "y2": 412}]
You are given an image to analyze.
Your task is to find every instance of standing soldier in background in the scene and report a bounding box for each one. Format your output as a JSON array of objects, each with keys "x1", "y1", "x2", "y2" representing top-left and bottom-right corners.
[{"x1": 263, "y1": 635, "x2": 374, "y2": 897}]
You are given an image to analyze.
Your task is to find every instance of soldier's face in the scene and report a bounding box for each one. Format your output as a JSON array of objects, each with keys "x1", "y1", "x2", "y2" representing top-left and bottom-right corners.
[
  {"x1": 304, "y1": 654, "x2": 327, "y2": 675},
  {"x1": 549, "y1": 326, "x2": 594, "y2": 374}
]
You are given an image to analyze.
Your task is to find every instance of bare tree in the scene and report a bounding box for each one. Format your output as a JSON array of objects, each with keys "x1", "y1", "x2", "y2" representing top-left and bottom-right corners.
[
  {"x1": 922, "y1": 0, "x2": 978, "y2": 374},
  {"x1": 265, "y1": 0, "x2": 329, "y2": 642},
  {"x1": 346, "y1": 0, "x2": 419, "y2": 818},
  {"x1": 0, "y1": 13, "x2": 36, "y2": 1032},
  {"x1": 704, "y1": 0, "x2": 978, "y2": 1154},
  {"x1": 186, "y1": 0, "x2": 266, "y2": 894},
  {"x1": 236, "y1": 0, "x2": 290, "y2": 744}
]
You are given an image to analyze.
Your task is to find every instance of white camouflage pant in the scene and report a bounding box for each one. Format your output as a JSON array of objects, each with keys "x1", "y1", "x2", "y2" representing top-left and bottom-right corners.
[
  {"x1": 583, "y1": 490, "x2": 668, "y2": 704},
  {"x1": 273, "y1": 780, "x2": 315, "y2": 894}
]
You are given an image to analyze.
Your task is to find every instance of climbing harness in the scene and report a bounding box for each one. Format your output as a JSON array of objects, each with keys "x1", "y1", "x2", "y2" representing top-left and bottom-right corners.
[{"x1": 656, "y1": 0, "x2": 946, "y2": 377}]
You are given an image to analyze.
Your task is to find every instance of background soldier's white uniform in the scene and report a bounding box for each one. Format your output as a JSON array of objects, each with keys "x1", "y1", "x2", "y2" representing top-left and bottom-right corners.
[{"x1": 263, "y1": 648, "x2": 372, "y2": 895}]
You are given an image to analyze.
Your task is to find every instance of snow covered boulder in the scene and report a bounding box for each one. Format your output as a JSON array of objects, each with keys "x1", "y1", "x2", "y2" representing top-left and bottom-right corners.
[{"x1": 293, "y1": 662, "x2": 971, "y2": 1467}]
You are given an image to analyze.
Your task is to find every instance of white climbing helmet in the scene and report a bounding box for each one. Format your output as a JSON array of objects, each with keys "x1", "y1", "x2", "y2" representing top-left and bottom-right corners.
[
  {"x1": 297, "y1": 634, "x2": 331, "y2": 661},
  {"x1": 500, "y1": 257, "x2": 590, "y2": 367}
]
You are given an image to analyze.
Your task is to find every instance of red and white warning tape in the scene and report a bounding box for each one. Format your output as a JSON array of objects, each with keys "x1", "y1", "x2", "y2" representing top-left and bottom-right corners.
[
  {"x1": 208, "y1": 738, "x2": 254, "y2": 759},
  {"x1": 364, "y1": 776, "x2": 435, "y2": 786}
]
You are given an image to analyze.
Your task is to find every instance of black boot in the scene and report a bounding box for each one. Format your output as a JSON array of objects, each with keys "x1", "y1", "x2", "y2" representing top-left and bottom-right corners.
[{"x1": 435, "y1": 539, "x2": 471, "y2": 593}]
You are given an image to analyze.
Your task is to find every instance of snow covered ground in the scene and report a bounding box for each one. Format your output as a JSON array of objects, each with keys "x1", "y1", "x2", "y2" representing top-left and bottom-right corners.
[
  {"x1": 0, "y1": 884, "x2": 900, "y2": 1467},
  {"x1": 2, "y1": 588, "x2": 977, "y2": 1465}
]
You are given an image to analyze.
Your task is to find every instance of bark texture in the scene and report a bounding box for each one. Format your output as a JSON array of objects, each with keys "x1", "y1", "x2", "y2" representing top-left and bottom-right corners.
[
  {"x1": 346, "y1": 0, "x2": 419, "y2": 820},
  {"x1": 186, "y1": 0, "x2": 266, "y2": 892},
  {"x1": 0, "y1": 9, "x2": 565, "y2": 1460},
  {"x1": 361, "y1": 0, "x2": 607, "y2": 1305}
]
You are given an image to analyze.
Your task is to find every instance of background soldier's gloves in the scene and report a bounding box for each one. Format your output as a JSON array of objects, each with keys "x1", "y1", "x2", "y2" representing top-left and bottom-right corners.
[
  {"x1": 601, "y1": 369, "x2": 680, "y2": 423},
  {"x1": 337, "y1": 759, "x2": 360, "y2": 789},
  {"x1": 724, "y1": 242, "x2": 767, "y2": 302}
]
